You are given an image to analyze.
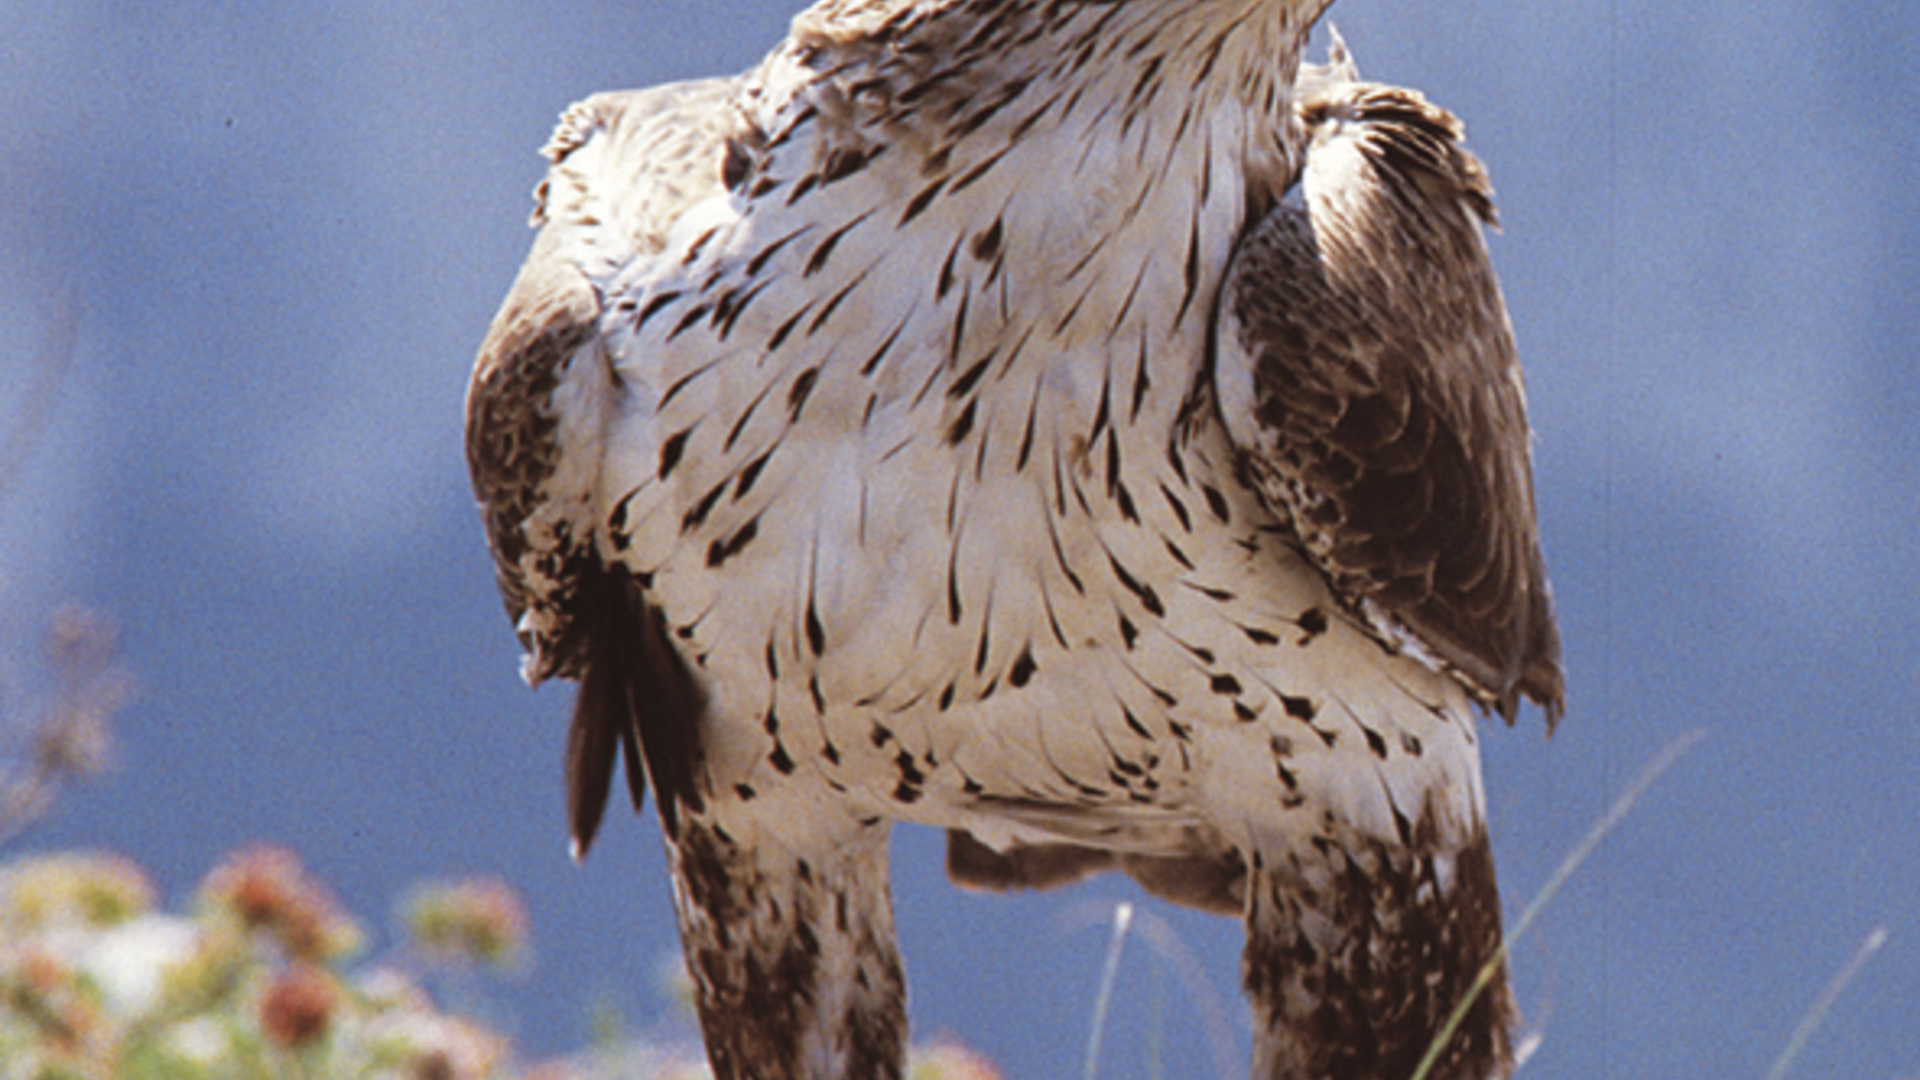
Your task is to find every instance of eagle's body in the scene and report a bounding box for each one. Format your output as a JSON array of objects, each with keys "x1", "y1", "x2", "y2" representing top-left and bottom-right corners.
[{"x1": 467, "y1": 2, "x2": 1561, "y2": 1078}]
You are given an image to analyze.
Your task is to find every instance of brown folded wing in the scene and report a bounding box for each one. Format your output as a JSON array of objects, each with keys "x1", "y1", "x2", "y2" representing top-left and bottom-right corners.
[{"x1": 1216, "y1": 80, "x2": 1563, "y2": 721}]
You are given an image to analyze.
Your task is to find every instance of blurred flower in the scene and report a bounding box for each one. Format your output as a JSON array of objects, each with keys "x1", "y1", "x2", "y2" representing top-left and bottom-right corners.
[
  {"x1": 909, "y1": 1040, "x2": 1004, "y2": 1080},
  {"x1": 414, "y1": 1049, "x2": 460, "y2": 1080},
  {"x1": 402, "y1": 1015, "x2": 508, "y2": 1080},
  {"x1": 359, "y1": 964, "x2": 434, "y2": 1013},
  {"x1": 402, "y1": 877, "x2": 528, "y2": 970},
  {"x1": 79, "y1": 912, "x2": 200, "y2": 1016},
  {"x1": 164, "y1": 1014, "x2": 231, "y2": 1066},
  {"x1": 361, "y1": 994, "x2": 511, "y2": 1080},
  {"x1": 1, "y1": 851, "x2": 155, "y2": 931},
  {"x1": 200, "y1": 844, "x2": 361, "y2": 962},
  {"x1": 155, "y1": 918, "x2": 251, "y2": 1016},
  {"x1": 0, "y1": 856, "x2": 188, "y2": 1027},
  {"x1": 258, "y1": 960, "x2": 338, "y2": 1050},
  {"x1": 0, "y1": 845, "x2": 950, "y2": 1080},
  {"x1": 1, "y1": 944, "x2": 111, "y2": 1061},
  {"x1": 15, "y1": 946, "x2": 71, "y2": 996}
]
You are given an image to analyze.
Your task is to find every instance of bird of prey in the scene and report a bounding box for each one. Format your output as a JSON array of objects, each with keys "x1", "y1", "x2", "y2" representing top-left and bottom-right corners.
[{"x1": 466, "y1": 1, "x2": 1562, "y2": 1077}]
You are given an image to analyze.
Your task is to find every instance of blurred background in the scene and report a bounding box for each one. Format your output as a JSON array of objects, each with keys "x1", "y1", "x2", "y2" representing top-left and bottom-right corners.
[{"x1": 1, "y1": 0, "x2": 1914, "y2": 1076}]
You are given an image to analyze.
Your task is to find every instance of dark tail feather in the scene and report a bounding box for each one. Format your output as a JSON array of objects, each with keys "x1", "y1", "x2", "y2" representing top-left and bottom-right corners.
[
  {"x1": 567, "y1": 642, "x2": 633, "y2": 860},
  {"x1": 566, "y1": 562, "x2": 706, "y2": 859},
  {"x1": 630, "y1": 590, "x2": 705, "y2": 836}
]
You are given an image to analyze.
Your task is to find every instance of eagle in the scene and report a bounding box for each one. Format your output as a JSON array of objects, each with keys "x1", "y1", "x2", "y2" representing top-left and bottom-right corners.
[{"x1": 466, "y1": 1, "x2": 1563, "y2": 1077}]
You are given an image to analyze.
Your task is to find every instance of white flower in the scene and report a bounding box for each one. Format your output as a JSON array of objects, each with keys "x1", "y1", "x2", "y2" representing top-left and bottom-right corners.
[
  {"x1": 79, "y1": 913, "x2": 199, "y2": 1016},
  {"x1": 166, "y1": 1015, "x2": 231, "y2": 1065}
]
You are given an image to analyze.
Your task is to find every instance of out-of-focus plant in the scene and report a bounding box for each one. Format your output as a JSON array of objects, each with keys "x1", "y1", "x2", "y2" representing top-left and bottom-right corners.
[
  {"x1": 402, "y1": 878, "x2": 529, "y2": 972},
  {"x1": 0, "y1": 847, "x2": 1006, "y2": 1080},
  {"x1": 0, "y1": 847, "x2": 519, "y2": 1080},
  {"x1": 200, "y1": 844, "x2": 364, "y2": 965},
  {"x1": 0, "y1": 307, "x2": 123, "y2": 848},
  {"x1": 0, "y1": 606, "x2": 134, "y2": 848}
]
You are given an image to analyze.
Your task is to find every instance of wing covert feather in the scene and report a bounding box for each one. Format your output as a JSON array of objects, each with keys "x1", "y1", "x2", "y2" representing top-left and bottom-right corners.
[{"x1": 1217, "y1": 76, "x2": 1563, "y2": 721}]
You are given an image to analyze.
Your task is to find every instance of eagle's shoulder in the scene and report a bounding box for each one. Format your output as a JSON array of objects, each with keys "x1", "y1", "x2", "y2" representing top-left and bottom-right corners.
[
  {"x1": 466, "y1": 78, "x2": 758, "y2": 682},
  {"x1": 1215, "y1": 60, "x2": 1563, "y2": 722},
  {"x1": 467, "y1": 81, "x2": 759, "y2": 854}
]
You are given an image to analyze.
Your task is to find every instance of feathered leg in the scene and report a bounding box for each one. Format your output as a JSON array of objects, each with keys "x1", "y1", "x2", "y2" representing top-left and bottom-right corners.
[
  {"x1": 667, "y1": 807, "x2": 907, "y2": 1080},
  {"x1": 1241, "y1": 818, "x2": 1514, "y2": 1080}
]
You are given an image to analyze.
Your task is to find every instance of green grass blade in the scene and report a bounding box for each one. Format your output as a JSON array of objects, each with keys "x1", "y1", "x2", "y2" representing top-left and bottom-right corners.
[
  {"x1": 1083, "y1": 900, "x2": 1134, "y2": 1080},
  {"x1": 1759, "y1": 925, "x2": 1890, "y2": 1080}
]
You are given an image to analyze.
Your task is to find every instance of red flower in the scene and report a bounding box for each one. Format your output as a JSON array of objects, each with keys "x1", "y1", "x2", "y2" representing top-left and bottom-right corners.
[
  {"x1": 201, "y1": 845, "x2": 358, "y2": 961},
  {"x1": 259, "y1": 962, "x2": 337, "y2": 1050}
]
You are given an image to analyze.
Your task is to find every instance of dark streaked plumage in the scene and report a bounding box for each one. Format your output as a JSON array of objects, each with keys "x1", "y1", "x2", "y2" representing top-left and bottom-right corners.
[
  {"x1": 1218, "y1": 34, "x2": 1563, "y2": 722},
  {"x1": 466, "y1": 4, "x2": 1561, "y2": 1079}
]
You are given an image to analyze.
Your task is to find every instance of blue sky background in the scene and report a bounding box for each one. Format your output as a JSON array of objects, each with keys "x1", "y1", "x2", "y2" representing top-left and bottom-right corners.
[{"x1": 2, "y1": 1, "x2": 1916, "y2": 1077}]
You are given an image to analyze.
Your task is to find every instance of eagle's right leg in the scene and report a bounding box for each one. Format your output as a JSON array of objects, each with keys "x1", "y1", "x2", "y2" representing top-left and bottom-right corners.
[
  {"x1": 665, "y1": 804, "x2": 907, "y2": 1080},
  {"x1": 1239, "y1": 818, "x2": 1515, "y2": 1080}
]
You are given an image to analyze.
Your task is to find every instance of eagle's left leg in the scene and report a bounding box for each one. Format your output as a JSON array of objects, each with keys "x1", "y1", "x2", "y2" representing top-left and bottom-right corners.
[
  {"x1": 665, "y1": 804, "x2": 907, "y2": 1080},
  {"x1": 1239, "y1": 817, "x2": 1515, "y2": 1080}
]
